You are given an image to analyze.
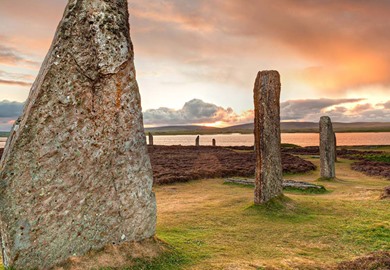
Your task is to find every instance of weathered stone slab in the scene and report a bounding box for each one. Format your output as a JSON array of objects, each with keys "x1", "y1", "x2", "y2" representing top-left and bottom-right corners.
[
  {"x1": 148, "y1": 132, "x2": 154, "y2": 146},
  {"x1": 319, "y1": 116, "x2": 336, "y2": 178},
  {"x1": 224, "y1": 178, "x2": 326, "y2": 192},
  {"x1": 253, "y1": 71, "x2": 283, "y2": 204},
  {"x1": 0, "y1": 1, "x2": 156, "y2": 269}
]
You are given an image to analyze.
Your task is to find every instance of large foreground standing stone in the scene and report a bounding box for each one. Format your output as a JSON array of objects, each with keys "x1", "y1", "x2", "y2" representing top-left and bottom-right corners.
[
  {"x1": 0, "y1": 1, "x2": 156, "y2": 269},
  {"x1": 320, "y1": 116, "x2": 336, "y2": 178},
  {"x1": 253, "y1": 71, "x2": 283, "y2": 204}
]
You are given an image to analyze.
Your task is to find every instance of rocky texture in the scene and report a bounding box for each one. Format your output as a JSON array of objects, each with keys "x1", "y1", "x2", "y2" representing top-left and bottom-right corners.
[
  {"x1": 0, "y1": 1, "x2": 156, "y2": 269},
  {"x1": 148, "y1": 132, "x2": 154, "y2": 146},
  {"x1": 195, "y1": 135, "x2": 200, "y2": 146},
  {"x1": 319, "y1": 116, "x2": 336, "y2": 179},
  {"x1": 253, "y1": 71, "x2": 283, "y2": 204},
  {"x1": 224, "y1": 178, "x2": 326, "y2": 192},
  {"x1": 283, "y1": 180, "x2": 326, "y2": 192},
  {"x1": 148, "y1": 146, "x2": 316, "y2": 185},
  {"x1": 212, "y1": 138, "x2": 216, "y2": 147}
]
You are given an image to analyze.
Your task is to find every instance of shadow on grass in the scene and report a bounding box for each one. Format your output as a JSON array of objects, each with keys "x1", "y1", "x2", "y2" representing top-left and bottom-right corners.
[{"x1": 283, "y1": 186, "x2": 329, "y2": 195}]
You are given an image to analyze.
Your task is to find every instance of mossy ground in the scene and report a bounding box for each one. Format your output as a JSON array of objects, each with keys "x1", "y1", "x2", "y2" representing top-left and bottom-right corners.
[{"x1": 1, "y1": 153, "x2": 389, "y2": 269}]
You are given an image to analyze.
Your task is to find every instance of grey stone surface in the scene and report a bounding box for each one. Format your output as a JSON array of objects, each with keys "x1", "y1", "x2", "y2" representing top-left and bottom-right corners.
[
  {"x1": 0, "y1": 1, "x2": 156, "y2": 269},
  {"x1": 212, "y1": 138, "x2": 216, "y2": 146},
  {"x1": 253, "y1": 70, "x2": 283, "y2": 204},
  {"x1": 148, "y1": 132, "x2": 154, "y2": 146},
  {"x1": 320, "y1": 116, "x2": 336, "y2": 178},
  {"x1": 195, "y1": 135, "x2": 200, "y2": 146},
  {"x1": 225, "y1": 178, "x2": 326, "y2": 192}
]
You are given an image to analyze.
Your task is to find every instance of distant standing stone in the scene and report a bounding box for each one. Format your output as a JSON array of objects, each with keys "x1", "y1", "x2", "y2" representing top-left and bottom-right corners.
[
  {"x1": 320, "y1": 116, "x2": 336, "y2": 178},
  {"x1": 149, "y1": 132, "x2": 154, "y2": 146},
  {"x1": 0, "y1": 1, "x2": 156, "y2": 269},
  {"x1": 196, "y1": 135, "x2": 200, "y2": 146},
  {"x1": 212, "y1": 138, "x2": 216, "y2": 146},
  {"x1": 253, "y1": 70, "x2": 283, "y2": 204}
]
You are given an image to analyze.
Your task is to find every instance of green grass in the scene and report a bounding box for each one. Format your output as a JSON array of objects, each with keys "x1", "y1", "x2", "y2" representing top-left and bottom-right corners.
[
  {"x1": 363, "y1": 153, "x2": 390, "y2": 163},
  {"x1": 152, "y1": 157, "x2": 389, "y2": 269},
  {"x1": 1, "y1": 156, "x2": 389, "y2": 269},
  {"x1": 108, "y1": 248, "x2": 191, "y2": 270}
]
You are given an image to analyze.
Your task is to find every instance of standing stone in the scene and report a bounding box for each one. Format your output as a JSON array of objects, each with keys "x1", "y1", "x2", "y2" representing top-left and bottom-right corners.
[
  {"x1": 148, "y1": 132, "x2": 154, "y2": 146},
  {"x1": 212, "y1": 138, "x2": 216, "y2": 146},
  {"x1": 0, "y1": 1, "x2": 156, "y2": 269},
  {"x1": 253, "y1": 71, "x2": 283, "y2": 204},
  {"x1": 195, "y1": 135, "x2": 200, "y2": 146},
  {"x1": 334, "y1": 132, "x2": 338, "y2": 162},
  {"x1": 320, "y1": 116, "x2": 336, "y2": 179}
]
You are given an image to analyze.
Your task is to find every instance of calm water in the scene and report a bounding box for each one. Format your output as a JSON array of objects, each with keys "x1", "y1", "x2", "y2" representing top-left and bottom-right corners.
[
  {"x1": 1, "y1": 132, "x2": 389, "y2": 148},
  {"x1": 147, "y1": 132, "x2": 390, "y2": 147},
  {"x1": 0, "y1": 137, "x2": 6, "y2": 148}
]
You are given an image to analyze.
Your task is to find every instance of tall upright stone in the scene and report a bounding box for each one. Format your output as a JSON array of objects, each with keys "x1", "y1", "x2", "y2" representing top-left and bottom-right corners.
[
  {"x1": 0, "y1": 1, "x2": 156, "y2": 269},
  {"x1": 148, "y1": 132, "x2": 154, "y2": 146},
  {"x1": 195, "y1": 135, "x2": 200, "y2": 146},
  {"x1": 212, "y1": 138, "x2": 216, "y2": 146},
  {"x1": 320, "y1": 116, "x2": 336, "y2": 179},
  {"x1": 253, "y1": 71, "x2": 283, "y2": 204}
]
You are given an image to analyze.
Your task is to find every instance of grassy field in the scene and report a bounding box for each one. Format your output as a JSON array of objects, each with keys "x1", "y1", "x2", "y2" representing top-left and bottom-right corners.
[
  {"x1": 0, "y1": 154, "x2": 389, "y2": 269},
  {"x1": 150, "y1": 157, "x2": 389, "y2": 269}
]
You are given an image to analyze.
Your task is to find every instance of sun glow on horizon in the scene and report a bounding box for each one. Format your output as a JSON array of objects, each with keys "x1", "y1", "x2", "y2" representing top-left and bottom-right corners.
[{"x1": 201, "y1": 121, "x2": 231, "y2": 128}]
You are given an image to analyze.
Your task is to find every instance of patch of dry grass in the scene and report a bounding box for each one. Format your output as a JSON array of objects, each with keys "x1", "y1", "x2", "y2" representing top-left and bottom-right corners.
[{"x1": 54, "y1": 238, "x2": 167, "y2": 270}]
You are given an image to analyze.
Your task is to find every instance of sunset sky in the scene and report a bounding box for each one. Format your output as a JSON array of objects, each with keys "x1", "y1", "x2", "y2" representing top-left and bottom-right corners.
[{"x1": 0, "y1": 0, "x2": 389, "y2": 130}]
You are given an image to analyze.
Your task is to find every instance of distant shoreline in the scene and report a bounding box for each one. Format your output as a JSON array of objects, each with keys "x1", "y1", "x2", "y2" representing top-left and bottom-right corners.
[
  {"x1": 144, "y1": 130, "x2": 390, "y2": 136},
  {"x1": 1, "y1": 129, "x2": 390, "y2": 138},
  {"x1": 1, "y1": 121, "x2": 389, "y2": 137},
  {"x1": 144, "y1": 122, "x2": 390, "y2": 135}
]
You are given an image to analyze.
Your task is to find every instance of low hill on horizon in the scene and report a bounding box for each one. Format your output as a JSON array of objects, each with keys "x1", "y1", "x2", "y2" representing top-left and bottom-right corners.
[
  {"x1": 145, "y1": 122, "x2": 390, "y2": 135},
  {"x1": 1, "y1": 122, "x2": 389, "y2": 137}
]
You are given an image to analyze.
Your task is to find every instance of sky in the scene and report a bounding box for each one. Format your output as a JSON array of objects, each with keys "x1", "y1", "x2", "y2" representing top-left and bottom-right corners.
[{"x1": 0, "y1": 0, "x2": 389, "y2": 130}]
